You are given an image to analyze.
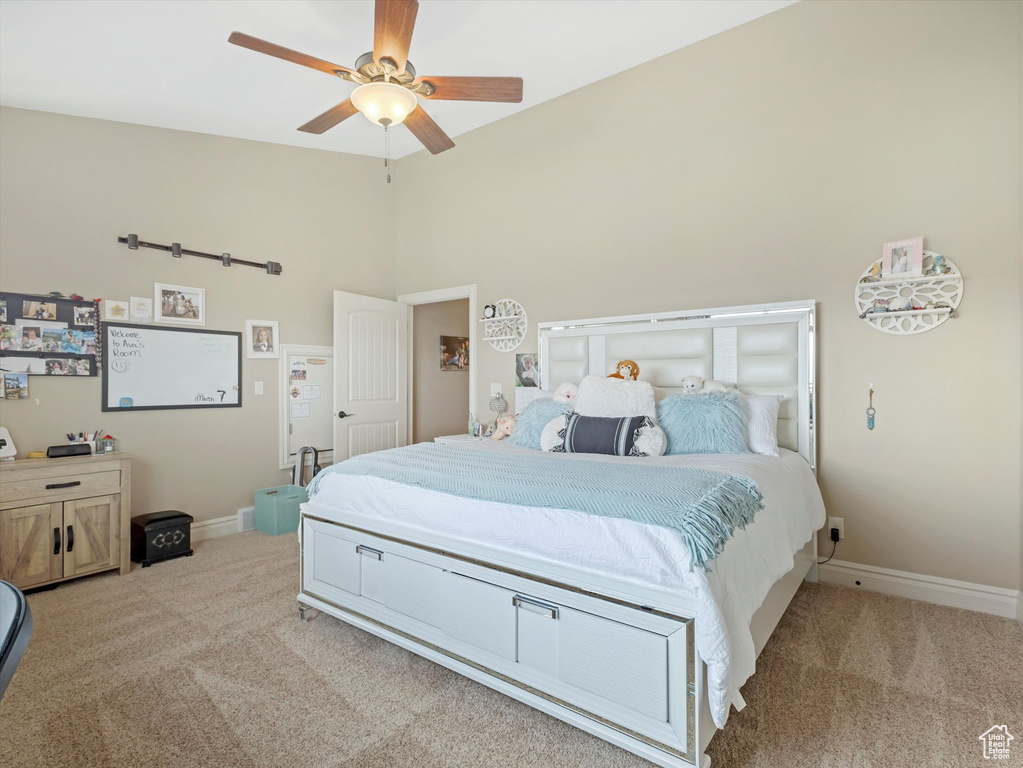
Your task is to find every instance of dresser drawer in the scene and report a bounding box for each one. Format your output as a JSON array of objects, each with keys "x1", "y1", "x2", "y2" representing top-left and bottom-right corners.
[{"x1": 1, "y1": 469, "x2": 121, "y2": 503}]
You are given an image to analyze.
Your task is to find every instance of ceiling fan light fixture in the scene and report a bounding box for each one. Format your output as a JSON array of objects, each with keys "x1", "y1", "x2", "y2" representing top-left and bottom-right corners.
[{"x1": 351, "y1": 82, "x2": 418, "y2": 126}]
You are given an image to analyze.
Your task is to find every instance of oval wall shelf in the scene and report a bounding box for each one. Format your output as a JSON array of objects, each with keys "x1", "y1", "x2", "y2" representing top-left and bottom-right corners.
[{"x1": 854, "y1": 251, "x2": 963, "y2": 335}]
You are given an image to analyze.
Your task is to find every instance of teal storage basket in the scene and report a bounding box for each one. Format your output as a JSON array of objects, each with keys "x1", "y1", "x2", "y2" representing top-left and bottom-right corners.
[{"x1": 253, "y1": 484, "x2": 307, "y2": 535}]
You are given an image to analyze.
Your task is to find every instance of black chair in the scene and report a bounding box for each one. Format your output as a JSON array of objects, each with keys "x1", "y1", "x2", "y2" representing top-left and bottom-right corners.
[{"x1": 0, "y1": 580, "x2": 33, "y2": 700}]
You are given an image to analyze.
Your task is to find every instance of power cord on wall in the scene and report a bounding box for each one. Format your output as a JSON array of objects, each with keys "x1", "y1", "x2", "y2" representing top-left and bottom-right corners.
[{"x1": 817, "y1": 527, "x2": 840, "y2": 565}]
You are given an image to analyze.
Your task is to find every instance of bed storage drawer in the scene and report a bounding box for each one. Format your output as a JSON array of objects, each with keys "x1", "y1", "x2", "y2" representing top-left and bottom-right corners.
[
  {"x1": 306, "y1": 522, "x2": 362, "y2": 596},
  {"x1": 440, "y1": 572, "x2": 517, "y2": 661}
]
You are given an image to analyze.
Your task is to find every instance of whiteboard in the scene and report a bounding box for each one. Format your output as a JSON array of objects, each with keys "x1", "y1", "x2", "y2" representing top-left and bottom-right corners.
[{"x1": 102, "y1": 323, "x2": 241, "y2": 411}]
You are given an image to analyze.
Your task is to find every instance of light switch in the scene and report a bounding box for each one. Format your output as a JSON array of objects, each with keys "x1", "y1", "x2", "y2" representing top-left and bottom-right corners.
[
  {"x1": 255, "y1": 381, "x2": 264, "y2": 396},
  {"x1": 490, "y1": 382, "x2": 502, "y2": 397}
]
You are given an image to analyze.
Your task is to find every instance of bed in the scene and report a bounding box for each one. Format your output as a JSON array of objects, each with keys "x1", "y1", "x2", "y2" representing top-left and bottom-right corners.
[{"x1": 298, "y1": 300, "x2": 823, "y2": 768}]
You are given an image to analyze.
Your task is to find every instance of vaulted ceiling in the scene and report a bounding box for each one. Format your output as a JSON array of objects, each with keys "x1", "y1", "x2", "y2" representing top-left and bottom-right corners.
[{"x1": 0, "y1": 0, "x2": 795, "y2": 158}]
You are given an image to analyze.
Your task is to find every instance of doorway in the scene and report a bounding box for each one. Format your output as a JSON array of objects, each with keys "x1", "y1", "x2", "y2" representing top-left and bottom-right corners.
[{"x1": 399, "y1": 286, "x2": 477, "y2": 444}]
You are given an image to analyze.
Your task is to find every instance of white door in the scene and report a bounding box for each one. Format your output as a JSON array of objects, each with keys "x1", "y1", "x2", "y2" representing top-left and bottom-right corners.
[{"x1": 333, "y1": 291, "x2": 408, "y2": 462}]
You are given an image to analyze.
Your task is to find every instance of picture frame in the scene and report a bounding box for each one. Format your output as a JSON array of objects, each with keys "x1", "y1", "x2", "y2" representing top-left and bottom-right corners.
[
  {"x1": 882, "y1": 236, "x2": 923, "y2": 279},
  {"x1": 247, "y1": 319, "x2": 279, "y2": 359},
  {"x1": 515, "y1": 353, "x2": 539, "y2": 387},
  {"x1": 154, "y1": 282, "x2": 205, "y2": 326},
  {"x1": 104, "y1": 299, "x2": 129, "y2": 321},
  {"x1": 440, "y1": 336, "x2": 469, "y2": 371}
]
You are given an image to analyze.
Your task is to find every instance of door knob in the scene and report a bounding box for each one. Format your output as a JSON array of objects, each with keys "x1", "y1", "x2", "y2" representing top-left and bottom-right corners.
[{"x1": 337, "y1": 411, "x2": 355, "y2": 419}]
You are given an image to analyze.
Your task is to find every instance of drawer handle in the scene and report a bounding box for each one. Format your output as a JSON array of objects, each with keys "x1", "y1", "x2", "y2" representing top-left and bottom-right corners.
[
  {"x1": 66, "y1": 525, "x2": 74, "y2": 553},
  {"x1": 45, "y1": 480, "x2": 81, "y2": 490},
  {"x1": 53, "y1": 527, "x2": 61, "y2": 555},
  {"x1": 356, "y1": 545, "x2": 383, "y2": 561},
  {"x1": 513, "y1": 594, "x2": 559, "y2": 620}
]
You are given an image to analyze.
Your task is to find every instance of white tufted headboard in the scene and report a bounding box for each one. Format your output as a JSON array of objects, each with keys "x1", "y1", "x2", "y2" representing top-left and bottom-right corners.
[{"x1": 537, "y1": 301, "x2": 817, "y2": 468}]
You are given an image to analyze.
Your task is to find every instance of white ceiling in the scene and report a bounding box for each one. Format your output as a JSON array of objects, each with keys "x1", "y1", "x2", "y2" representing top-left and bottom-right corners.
[{"x1": 0, "y1": 0, "x2": 795, "y2": 159}]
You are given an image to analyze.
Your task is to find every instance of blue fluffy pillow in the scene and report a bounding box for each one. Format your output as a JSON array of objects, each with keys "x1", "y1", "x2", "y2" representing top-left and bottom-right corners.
[
  {"x1": 509, "y1": 398, "x2": 573, "y2": 450},
  {"x1": 656, "y1": 394, "x2": 750, "y2": 455}
]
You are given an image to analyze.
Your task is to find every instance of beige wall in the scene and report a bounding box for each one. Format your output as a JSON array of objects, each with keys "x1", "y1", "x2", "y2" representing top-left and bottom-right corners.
[
  {"x1": 1, "y1": 1, "x2": 1020, "y2": 592},
  {"x1": 0, "y1": 107, "x2": 394, "y2": 523},
  {"x1": 394, "y1": 1, "x2": 1023, "y2": 589},
  {"x1": 412, "y1": 299, "x2": 469, "y2": 442}
]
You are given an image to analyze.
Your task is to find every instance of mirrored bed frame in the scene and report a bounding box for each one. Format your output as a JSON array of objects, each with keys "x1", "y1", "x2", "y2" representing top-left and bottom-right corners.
[{"x1": 298, "y1": 300, "x2": 819, "y2": 768}]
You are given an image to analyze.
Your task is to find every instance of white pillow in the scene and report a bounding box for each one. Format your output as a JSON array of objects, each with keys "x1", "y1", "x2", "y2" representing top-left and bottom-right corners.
[
  {"x1": 741, "y1": 394, "x2": 783, "y2": 457},
  {"x1": 574, "y1": 374, "x2": 657, "y2": 419}
]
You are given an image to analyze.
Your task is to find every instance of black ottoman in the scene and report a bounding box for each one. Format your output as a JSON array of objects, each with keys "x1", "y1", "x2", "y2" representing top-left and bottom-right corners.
[{"x1": 131, "y1": 511, "x2": 194, "y2": 567}]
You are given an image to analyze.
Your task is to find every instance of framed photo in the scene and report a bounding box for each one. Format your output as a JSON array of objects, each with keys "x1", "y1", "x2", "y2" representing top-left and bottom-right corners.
[
  {"x1": 155, "y1": 283, "x2": 205, "y2": 326},
  {"x1": 882, "y1": 237, "x2": 923, "y2": 279},
  {"x1": 440, "y1": 335, "x2": 469, "y2": 371},
  {"x1": 516, "y1": 353, "x2": 539, "y2": 387},
  {"x1": 246, "y1": 320, "x2": 279, "y2": 358}
]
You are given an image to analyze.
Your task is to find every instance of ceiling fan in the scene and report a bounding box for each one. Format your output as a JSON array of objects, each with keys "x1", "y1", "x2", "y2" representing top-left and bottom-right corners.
[{"x1": 228, "y1": 0, "x2": 523, "y2": 157}]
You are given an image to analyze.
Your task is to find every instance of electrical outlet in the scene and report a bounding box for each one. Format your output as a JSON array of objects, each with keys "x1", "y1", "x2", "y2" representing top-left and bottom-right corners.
[
  {"x1": 828, "y1": 516, "x2": 845, "y2": 540},
  {"x1": 254, "y1": 381, "x2": 264, "y2": 395}
]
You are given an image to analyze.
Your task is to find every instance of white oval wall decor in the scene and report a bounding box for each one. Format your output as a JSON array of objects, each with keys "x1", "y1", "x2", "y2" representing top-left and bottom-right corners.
[
  {"x1": 481, "y1": 298, "x2": 527, "y2": 352},
  {"x1": 854, "y1": 252, "x2": 963, "y2": 335}
]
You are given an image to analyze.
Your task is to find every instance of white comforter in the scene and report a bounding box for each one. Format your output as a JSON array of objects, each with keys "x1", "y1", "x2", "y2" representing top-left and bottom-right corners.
[{"x1": 310, "y1": 440, "x2": 826, "y2": 727}]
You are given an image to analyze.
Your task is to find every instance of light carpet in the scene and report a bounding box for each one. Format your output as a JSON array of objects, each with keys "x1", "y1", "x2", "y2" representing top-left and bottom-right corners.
[{"x1": 1, "y1": 532, "x2": 1020, "y2": 767}]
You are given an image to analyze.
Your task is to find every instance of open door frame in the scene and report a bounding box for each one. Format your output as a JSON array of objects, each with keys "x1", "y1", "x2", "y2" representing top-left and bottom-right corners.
[{"x1": 398, "y1": 285, "x2": 478, "y2": 445}]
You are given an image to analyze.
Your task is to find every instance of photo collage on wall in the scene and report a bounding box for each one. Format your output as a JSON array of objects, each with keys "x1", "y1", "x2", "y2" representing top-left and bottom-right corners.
[{"x1": 0, "y1": 292, "x2": 101, "y2": 382}]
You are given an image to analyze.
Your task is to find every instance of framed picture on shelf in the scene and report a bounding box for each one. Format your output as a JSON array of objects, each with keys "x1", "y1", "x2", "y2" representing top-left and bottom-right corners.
[
  {"x1": 246, "y1": 319, "x2": 279, "y2": 358},
  {"x1": 882, "y1": 236, "x2": 923, "y2": 279},
  {"x1": 154, "y1": 283, "x2": 205, "y2": 326}
]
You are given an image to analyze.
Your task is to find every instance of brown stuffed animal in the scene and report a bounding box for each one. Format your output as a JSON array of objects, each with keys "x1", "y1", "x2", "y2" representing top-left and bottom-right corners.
[{"x1": 607, "y1": 360, "x2": 640, "y2": 380}]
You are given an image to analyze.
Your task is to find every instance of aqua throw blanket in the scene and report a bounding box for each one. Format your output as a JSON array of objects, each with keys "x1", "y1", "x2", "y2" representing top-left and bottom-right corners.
[{"x1": 308, "y1": 444, "x2": 763, "y2": 571}]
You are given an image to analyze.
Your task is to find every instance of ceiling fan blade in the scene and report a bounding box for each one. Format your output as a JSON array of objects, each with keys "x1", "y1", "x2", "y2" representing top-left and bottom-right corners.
[
  {"x1": 415, "y1": 76, "x2": 523, "y2": 103},
  {"x1": 374, "y1": 0, "x2": 419, "y2": 75},
  {"x1": 404, "y1": 105, "x2": 454, "y2": 154},
  {"x1": 228, "y1": 32, "x2": 354, "y2": 78},
  {"x1": 298, "y1": 100, "x2": 359, "y2": 134}
]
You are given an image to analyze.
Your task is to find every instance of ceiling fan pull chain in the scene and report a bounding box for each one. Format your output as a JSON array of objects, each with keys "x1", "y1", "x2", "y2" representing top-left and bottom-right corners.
[{"x1": 384, "y1": 123, "x2": 391, "y2": 184}]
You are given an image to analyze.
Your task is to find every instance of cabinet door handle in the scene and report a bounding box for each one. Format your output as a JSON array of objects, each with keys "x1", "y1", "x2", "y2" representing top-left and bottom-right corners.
[
  {"x1": 45, "y1": 480, "x2": 81, "y2": 490},
  {"x1": 66, "y1": 525, "x2": 74, "y2": 552},
  {"x1": 512, "y1": 594, "x2": 560, "y2": 620},
  {"x1": 53, "y1": 527, "x2": 61, "y2": 555},
  {"x1": 355, "y1": 545, "x2": 383, "y2": 561}
]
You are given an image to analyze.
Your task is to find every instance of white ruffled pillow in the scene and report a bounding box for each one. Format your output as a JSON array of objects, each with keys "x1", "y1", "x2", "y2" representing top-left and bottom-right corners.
[
  {"x1": 741, "y1": 394, "x2": 783, "y2": 457},
  {"x1": 574, "y1": 375, "x2": 657, "y2": 419}
]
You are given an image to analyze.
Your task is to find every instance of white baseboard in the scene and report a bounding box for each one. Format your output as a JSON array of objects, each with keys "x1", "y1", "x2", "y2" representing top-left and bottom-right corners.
[
  {"x1": 191, "y1": 514, "x2": 239, "y2": 543},
  {"x1": 818, "y1": 559, "x2": 1019, "y2": 620}
]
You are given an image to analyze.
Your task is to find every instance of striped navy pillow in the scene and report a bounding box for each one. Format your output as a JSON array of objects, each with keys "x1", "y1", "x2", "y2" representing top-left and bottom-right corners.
[{"x1": 551, "y1": 412, "x2": 655, "y2": 457}]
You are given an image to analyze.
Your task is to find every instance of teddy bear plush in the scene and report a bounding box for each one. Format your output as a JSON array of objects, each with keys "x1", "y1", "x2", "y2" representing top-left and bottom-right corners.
[
  {"x1": 680, "y1": 375, "x2": 735, "y2": 394},
  {"x1": 553, "y1": 382, "x2": 579, "y2": 403},
  {"x1": 492, "y1": 415, "x2": 516, "y2": 440},
  {"x1": 607, "y1": 360, "x2": 640, "y2": 381}
]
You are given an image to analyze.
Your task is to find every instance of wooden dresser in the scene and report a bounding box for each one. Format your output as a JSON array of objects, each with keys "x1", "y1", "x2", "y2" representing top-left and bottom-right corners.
[{"x1": 0, "y1": 453, "x2": 131, "y2": 589}]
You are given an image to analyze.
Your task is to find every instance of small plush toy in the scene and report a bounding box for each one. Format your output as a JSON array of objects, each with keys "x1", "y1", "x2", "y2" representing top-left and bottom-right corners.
[
  {"x1": 680, "y1": 375, "x2": 734, "y2": 394},
  {"x1": 492, "y1": 415, "x2": 516, "y2": 441},
  {"x1": 607, "y1": 360, "x2": 640, "y2": 381},
  {"x1": 553, "y1": 382, "x2": 579, "y2": 403}
]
